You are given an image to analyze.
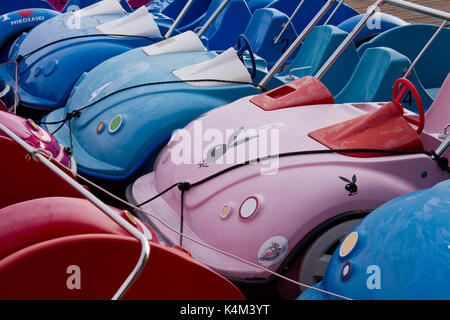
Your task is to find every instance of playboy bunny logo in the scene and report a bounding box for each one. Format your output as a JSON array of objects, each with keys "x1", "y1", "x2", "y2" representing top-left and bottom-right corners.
[{"x1": 339, "y1": 174, "x2": 358, "y2": 196}]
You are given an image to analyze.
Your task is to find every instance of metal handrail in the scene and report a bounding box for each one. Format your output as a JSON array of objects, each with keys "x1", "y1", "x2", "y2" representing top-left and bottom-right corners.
[
  {"x1": 436, "y1": 135, "x2": 450, "y2": 157},
  {"x1": 0, "y1": 124, "x2": 150, "y2": 300},
  {"x1": 314, "y1": 0, "x2": 382, "y2": 80},
  {"x1": 274, "y1": 0, "x2": 306, "y2": 44},
  {"x1": 284, "y1": 66, "x2": 312, "y2": 80},
  {"x1": 196, "y1": 0, "x2": 232, "y2": 38},
  {"x1": 403, "y1": 19, "x2": 448, "y2": 78},
  {"x1": 383, "y1": 0, "x2": 450, "y2": 21},
  {"x1": 324, "y1": 0, "x2": 345, "y2": 25},
  {"x1": 165, "y1": 0, "x2": 196, "y2": 38},
  {"x1": 314, "y1": 0, "x2": 449, "y2": 80}
]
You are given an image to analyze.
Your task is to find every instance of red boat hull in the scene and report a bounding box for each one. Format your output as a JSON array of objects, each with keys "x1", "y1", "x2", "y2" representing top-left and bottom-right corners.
[{"x1": 0, "y1": 197, "x2": 244, "y2": 299}]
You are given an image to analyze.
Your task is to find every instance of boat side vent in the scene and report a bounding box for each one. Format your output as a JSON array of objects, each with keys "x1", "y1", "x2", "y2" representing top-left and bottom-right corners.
[{"x1": 250, "y1": 76, "x2": 334, "y2": 111}]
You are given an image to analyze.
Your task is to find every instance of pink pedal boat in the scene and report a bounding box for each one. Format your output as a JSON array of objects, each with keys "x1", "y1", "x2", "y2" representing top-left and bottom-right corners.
[
  {"x1": 128, "y1": 73, "x2": 450, "y2": 298},
  {"x1": 0, "y1": 101, "x2": 74, "y2": 170}
]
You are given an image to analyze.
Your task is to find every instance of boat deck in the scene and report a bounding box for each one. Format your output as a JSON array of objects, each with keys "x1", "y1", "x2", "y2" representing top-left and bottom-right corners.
[{"x1": 345, "y1": 0, "x2": 450, "y2": 25}]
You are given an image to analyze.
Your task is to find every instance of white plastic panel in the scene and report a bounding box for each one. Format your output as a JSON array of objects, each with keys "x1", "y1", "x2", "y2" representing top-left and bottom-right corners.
[
  {"x1": 74, "y1": 0, "x2": 125, "y2": 18},
  {"x1": 96, "y1": 6, "x2": 161, "y2": 37},
  {"x1": 142, "y1": 31, "x2": 206, "y2": 56},
  {"x1": 172, "y1": 48, "x2": 252, "y2": 87}
]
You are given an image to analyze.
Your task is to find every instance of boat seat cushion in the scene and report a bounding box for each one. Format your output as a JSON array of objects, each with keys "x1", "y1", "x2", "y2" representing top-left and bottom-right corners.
[{"x1": 243, "y1": 8, "x2": 298, "y2": 69}]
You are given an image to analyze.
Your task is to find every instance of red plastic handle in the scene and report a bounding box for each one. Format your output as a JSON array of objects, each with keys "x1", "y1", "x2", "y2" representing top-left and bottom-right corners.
[{"x1": 393, "y1": 78, "x2": 425, "y2": 134}]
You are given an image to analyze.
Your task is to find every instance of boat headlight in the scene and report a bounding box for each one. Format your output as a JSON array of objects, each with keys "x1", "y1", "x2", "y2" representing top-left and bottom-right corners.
[
  {"x1": 27, "y1": 119, "x2": 51, "y2": 142},
  {"x1": 339, "y1": 231, "x2": 358, "y2": 258},
  {"x1": 239, "y1": 196, "x2": 259, "y2": 220}
]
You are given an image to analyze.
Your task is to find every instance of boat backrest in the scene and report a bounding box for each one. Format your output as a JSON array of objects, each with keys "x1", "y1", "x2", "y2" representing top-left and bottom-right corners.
[
  {"x1": 335, "y1": 47, "x2": 435, "y2": 113},
  {"x1": 358, "y1": 24, "x2": 450, "y2": 90},
  {"x1": 247, "y1": 0, "x2": 273, "y2": 13},
  {"x1": 335, "y1": 47, "x2": 410, "y2": 104},
  {"x1": 199, "y1": 0, "x2": 252, "y2": 49},
  {"x1": 243, "y1": 8, "x2": 297, "y2": 69},
  {"x1": 281, "y1": 25, "x2": 359, "y2": 95},
  {"x1": 268, "y1": 0, "x2": 358, "y2": 31}
]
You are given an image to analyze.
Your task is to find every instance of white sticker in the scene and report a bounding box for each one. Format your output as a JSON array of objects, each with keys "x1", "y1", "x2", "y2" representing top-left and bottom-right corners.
[
  {"x1": 257, "y1": 236, "x2": 288, "y2": 267},
  {"x1": 89, "y1": 81, "x2": 112, "y2": 102}
]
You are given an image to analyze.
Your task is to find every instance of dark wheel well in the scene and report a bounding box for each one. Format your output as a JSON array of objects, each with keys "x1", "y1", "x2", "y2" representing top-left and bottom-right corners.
[{"x1": 230, "y1": 209, "x2": 371, "y2": 299}]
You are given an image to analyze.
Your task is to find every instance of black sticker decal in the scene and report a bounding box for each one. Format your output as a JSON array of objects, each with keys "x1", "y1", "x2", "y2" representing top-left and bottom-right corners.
[{"x1": 339, "y1": 174, "x2": 358, "y2": 196}]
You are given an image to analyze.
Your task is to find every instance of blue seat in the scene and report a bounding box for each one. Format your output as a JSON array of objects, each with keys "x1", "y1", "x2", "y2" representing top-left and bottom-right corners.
[
  {"x1": 199, "y1": 0, "x2": 252, "y2": 50},
  {"x1": 247, "y1": 0, "x2": 273, "y2": 13},
  {"x1": 242, "y1": 8, "x2": 298, "y2": 69},
  {"x1": 334, "y1": 46, "x2": 434, "y2": 113},
  {"x1": 197, "y1": 0, "x2": 360, "y2": 53},
  {"x1": 279, "y1": 25, "x2": 360, "y2": 95},
  {"x1": 151, "y1": 0, "x2": 212, "y2": 32},
  {"x1": 358, "y1": 24, "x2": 450, "y2": 95},
  {"x1": 268, "y1": 0, "x2": 358, "y2": 33}
]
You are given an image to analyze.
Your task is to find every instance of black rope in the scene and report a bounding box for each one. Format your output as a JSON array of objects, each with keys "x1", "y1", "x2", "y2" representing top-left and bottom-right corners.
[
  {"x1": 133, "y1": 149, "x2": 449, "y2": 205},
  {"x1": 133, "y1": 147, "x2": 449, "y2": 242},
  {"x1": 16, "y1": 33, "x2": 159, "y2": 63},
  {"x1": 50, "y1": 121, "x2": 65, "y2": 136},
  {"x1": 188, "y1": 148, "x2": 440, "y2": 189},
  {"x1": 47, "y1": 110, "x2": 81, "y2": 135},
  {"x1": 135, "y1": 182, "x2": 182, "y2": 208},
  {"x1": 37, "y1": 79, "x2": 266, "y2": 128},
  {"x1": 67, "y1": 117, "x2": 74, "y2": 157}
]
